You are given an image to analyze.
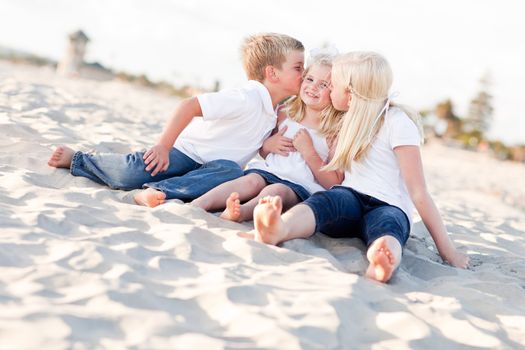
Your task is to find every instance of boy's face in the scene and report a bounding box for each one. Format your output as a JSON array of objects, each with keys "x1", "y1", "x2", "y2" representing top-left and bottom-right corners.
[{"x1": 274, "y1": 50, "x2": 304, "y2": 95}]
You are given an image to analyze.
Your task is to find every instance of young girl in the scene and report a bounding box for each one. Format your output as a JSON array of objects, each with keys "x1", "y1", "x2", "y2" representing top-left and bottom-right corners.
[
  {"x1": 249, "y1": 51, "x2": 469, "y2": 283},
  {"x1": 186, "y1": 54, "x2": 344, "y2": 221}
]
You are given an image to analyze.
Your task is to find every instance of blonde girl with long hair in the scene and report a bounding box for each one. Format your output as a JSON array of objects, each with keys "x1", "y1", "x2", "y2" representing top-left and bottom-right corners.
[
  {"x1": 249, "y1": 51, "x2": 469, "y2": 283},
  {"x1": 191, "y1": 54, "x2": 344, "y2": 222}
]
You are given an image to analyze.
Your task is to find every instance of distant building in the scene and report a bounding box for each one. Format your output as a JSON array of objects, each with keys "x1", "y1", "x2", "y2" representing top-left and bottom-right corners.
[
  {"x1": 57, "y1": 30, "x2": 113, "y2": 81},
  {"x1": 57, "y1": 30, "x2": 89, "y2": 77}
]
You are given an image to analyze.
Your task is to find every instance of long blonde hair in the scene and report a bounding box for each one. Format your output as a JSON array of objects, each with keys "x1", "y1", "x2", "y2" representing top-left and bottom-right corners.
[
  {"x1": 324, "y1": 52, "x2": 423, "y2": 171},
  {"x1": 285, "y1": 54, "x2": 344, "y2": 140}
]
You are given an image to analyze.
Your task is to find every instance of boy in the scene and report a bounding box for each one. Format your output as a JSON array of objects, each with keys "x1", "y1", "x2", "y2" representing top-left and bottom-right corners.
[{"x1": 48, "y1": 33, "x2": 305, "y2": 206}]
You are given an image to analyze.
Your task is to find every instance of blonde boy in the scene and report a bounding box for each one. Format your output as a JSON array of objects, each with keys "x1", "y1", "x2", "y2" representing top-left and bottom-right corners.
[{"x1": 48, "y1": 33, "x2": 304, "y2": 206}]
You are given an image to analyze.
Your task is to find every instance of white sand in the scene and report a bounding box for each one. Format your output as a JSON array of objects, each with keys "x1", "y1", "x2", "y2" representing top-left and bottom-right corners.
[{"x1": 1, "y1": 60, "x2": 524, "y2": 349}]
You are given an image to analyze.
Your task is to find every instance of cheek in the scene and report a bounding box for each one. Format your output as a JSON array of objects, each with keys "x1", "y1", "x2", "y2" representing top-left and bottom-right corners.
[
  {"x1": 319, "y1": 90, "x2": 332, "y2": 105},
  {"x1": 331, "y1": 92, "x2": 348, "y2": 111},
  {"x1": 330, "y1": 91, "x2": 339, "y2": 103},
  {"x1": 299, "y1": 85, "x2": 308, "y2": 100}
]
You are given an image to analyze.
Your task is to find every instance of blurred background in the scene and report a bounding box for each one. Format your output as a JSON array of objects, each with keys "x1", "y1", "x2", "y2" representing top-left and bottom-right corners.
[{"x1": 1, "y1": 0, "x2": 523, "y2": 156}]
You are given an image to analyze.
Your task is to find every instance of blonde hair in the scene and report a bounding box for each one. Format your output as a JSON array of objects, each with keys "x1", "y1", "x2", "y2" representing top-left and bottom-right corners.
[
  {"x1": 241, "y1": 33, "x2": 304, "y2": 82},
  {"x1": 325, "y1": 51, "x2": 423, "y2": 171},
  {"x1": 284, "y1": 54, "x2": 344, "y2": 141}
]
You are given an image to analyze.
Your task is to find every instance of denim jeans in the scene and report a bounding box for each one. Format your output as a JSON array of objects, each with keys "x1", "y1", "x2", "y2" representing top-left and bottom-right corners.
[
  {"x1": 144, "y1": 159, "x2": 244, "y2": 201},
  {"x1": 70, "y1": 148, "x2": 243, "y2": 201},
  {"x1": 302, "y1": 186, "x2": 410, "y2": 247}
]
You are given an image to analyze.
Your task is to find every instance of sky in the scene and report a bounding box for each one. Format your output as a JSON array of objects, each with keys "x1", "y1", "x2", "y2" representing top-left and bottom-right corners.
[{"x1": 1, "y1": 0, "x2": 523, "y2": 144}]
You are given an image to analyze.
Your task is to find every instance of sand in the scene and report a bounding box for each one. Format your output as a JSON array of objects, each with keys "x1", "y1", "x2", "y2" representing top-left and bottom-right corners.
[{"x1": 1, "y1": 60, "x2": 524, "y2": 349}]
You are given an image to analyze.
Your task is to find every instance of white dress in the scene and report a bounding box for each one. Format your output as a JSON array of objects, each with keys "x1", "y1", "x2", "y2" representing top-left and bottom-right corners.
[{"x1": 248, "y1": 118, "x2": 329, "y2": 194}]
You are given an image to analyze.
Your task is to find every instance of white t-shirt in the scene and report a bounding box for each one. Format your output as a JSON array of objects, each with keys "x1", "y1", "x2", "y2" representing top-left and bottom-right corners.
[
  {"x1": 341, "y1": 107, "x2": 421, "y2": 224},
  {"x1": 175, "y1": 80, "x2": 277, "y2": 167},
  {"x1": 248, "y1": 118, "x2": 330, "y2": 194}
]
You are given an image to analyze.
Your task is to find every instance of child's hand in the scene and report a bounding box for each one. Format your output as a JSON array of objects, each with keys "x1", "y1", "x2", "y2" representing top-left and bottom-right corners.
[
  {"x1": 263, "y1": 126, "x2": 295, "y2": 156},
  {"x1": 144, "y1": 144, "x2": 170, "y2": 176},
  {"x1": 444, "y1": 249, "x2": 469, "y2": 269},
  {"x1": 293, "y1": 128, "x2": 315, "y2": 156}
]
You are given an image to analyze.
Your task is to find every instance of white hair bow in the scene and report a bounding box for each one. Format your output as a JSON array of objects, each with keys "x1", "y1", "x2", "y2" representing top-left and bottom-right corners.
[{"x1": 309, "y1": 45, "x2": 339, "y2": 63}]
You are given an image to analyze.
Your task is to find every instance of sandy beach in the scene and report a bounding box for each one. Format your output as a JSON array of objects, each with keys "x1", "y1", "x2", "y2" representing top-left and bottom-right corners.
[{"x1": 1, "y1": 60, "x2": 524, "y2": 349}]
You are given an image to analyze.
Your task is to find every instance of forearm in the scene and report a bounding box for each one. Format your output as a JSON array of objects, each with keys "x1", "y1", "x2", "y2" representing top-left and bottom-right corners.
[
  {"x1": 157, "y1": 97, "x2": 200, "y2": 149},
  {"x1": 413, "y1": 191, "x2": 458, "y2": 261},
  {"x1": 259, "y1": 146, "x2": 270, "y2": 159},
  {"x1": 303, "y1": 151, "x2": 343, "y2": 189}
]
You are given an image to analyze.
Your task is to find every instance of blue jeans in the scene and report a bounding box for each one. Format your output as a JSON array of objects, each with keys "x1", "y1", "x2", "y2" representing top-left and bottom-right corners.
[
  {"x1": 144, "y1": 159, "x2": 243, "y2": 201},
  {"x1": 302, "y1": 186, "x2": 410, "y2": 247},
  {"x1": 70, "y1": 148, "x2": 244, "y2": 201}
]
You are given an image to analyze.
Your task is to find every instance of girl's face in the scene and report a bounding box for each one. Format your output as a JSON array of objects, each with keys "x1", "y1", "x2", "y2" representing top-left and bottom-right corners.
[
  {"x1": 299, "y1": 64, "x2": 332, "y2": 111},
  {"x1": 330, "y1": 78, "x2": 351, "y2": 112}
]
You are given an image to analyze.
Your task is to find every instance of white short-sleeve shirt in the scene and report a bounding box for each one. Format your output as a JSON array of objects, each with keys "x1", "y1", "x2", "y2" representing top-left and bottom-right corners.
[
  {"x1": 341, "y1": 107, "x2": 421, "y2": 223},
  {"x1": 248, "y1": 118, "x2": 330, "y2": 194},
  {"x1": 174, "y1": 80, "x2": 277, "y2": 167}
]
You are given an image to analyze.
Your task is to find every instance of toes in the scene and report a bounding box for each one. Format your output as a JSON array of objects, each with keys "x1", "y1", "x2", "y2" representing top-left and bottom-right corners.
[
  {"x1": 271, "y1": 196, "x2": 282, "y2": 211},
  {"x1": 258, "y1": 196, "x2": 269, "y2": 205}
]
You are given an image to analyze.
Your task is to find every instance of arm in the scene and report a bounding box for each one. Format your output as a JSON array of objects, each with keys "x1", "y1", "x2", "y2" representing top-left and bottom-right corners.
[
  {"x1": 259, "y1": 110, "x2": 294, "y2": 159},
  {"x1": 144, "y1": 97, "x2": 202, "y2": 176},
  {"x1": 293, "y1": 129, "x2": 344, "y2": 189},
  {"x1": 395, "y1": 145, "x2": 469, "y2": 268}
]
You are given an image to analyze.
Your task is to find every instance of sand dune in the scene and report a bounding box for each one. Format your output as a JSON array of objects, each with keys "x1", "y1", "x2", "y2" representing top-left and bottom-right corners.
[{"x1": 1, "y1": 61, "x2": 524, "y2": 349}]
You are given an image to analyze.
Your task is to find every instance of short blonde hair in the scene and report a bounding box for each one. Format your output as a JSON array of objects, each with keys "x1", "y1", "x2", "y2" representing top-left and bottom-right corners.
[
  {"x1": 241, "y1": 33, "x2": 304, "y2": 82},
  {"x1": 285, "y1": 54, "x2": 343, "y2": 141}
]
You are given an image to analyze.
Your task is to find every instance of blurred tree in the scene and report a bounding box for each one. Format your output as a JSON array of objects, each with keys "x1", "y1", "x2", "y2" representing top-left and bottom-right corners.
[
  {"x1": 435, "y1": 99, "x2": 462, "y2": 138},
  {"x1": 465, "y1": 71, "x2": 493, "y2": 136}
]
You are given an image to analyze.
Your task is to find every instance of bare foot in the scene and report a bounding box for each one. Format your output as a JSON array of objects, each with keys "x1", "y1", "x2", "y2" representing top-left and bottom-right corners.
[
  {"x1": 252, "y1": 196, "x2": 287, "y2": 245},
  {"x1": 365, "y1": 236, "x2": 400, "y2": 283},
  {"x1": 220, "y1": 192, "x2": 242, "y2": 222},
  {"x1": 134, "y1": 188, "x2": 166, "y2": 207},
  {"x1": 48, "y1": 146, "x2": 75, "y2": 168}
]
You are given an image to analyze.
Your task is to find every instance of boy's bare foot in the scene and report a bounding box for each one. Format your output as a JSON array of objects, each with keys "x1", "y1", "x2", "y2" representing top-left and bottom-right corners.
[
  {"x1": 134, "y1": 188, "x2": 166, "y2": 207},
  {"x1": 365, "y1": 236, "x2": 400, "y2": 283},
  {"x1": 252, "y1": 196, "x2": 287, "y2": 245},
  {"x1": 48, "y1": 146, "x2": 75, "y2": 168},
  {"x1": 220, "y1": 192, "x2": 242, "y2": 222}
]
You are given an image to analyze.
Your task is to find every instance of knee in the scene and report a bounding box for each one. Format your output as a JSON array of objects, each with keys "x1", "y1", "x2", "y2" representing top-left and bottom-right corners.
[
  {"x1": 244, "y1": 173, "x2": 267, "y2": 189},
  {"x1": 207, "y1": 159, "x2": 240, "y2": 170},
  {"x1": 207, "y1": 159, "x2": 243, "y2": 177},
  {"x1": 260, "y1": 183, "x2": 292, "y2": 197}
]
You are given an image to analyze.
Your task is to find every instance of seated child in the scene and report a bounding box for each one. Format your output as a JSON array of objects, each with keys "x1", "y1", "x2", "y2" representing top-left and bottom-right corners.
[
  {"x1": 248, "y1": 51, "x2": 469, "y2": 283},
  {"x1": 48, "y1": 33, "x2": 305, "y2": 204},
  {"x1": 188, "y1": 53, "x2": 344, "y2": 221}
]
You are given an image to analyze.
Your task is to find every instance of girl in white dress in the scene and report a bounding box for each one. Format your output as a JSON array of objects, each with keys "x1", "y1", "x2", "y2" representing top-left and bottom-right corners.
[{"x1": 192, "y1": 54, "x2": 344, "y2": 222}]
